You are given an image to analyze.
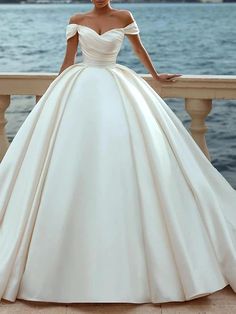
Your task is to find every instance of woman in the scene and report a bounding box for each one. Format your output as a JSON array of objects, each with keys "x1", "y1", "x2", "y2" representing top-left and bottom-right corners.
[{"x1": 0, "y1": 0, "x2": 236, "y2": 305}]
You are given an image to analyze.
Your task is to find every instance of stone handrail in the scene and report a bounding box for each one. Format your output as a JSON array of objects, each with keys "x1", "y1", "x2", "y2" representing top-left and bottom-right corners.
[{"x1": 0, "y1": 73, "x2": 236, "y2": 162}]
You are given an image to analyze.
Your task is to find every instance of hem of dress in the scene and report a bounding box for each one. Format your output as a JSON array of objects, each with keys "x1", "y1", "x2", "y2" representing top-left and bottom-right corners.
[{"x1": 1, "y1": 282, "x2": 230, "y2": 304}]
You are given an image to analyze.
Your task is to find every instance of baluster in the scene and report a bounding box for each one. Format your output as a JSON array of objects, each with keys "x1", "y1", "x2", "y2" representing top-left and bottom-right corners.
[
  {"x1": 185, "y1": 98, "x2": 212, "y2": 161},
  {"x1": 36, "y1": 95, "x2": 42, "y2": 103},
  {"x1": 0, "y1": 95, "x2": 10, "y2": 161}
]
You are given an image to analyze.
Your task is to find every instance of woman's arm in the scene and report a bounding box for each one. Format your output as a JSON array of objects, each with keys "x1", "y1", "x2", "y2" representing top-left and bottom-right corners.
[
  {"x1": 126, "y1": 29, "x2": 181, "y2": 82},
  {"x1": 58, "y1": 17, "x2": 79, "y2": 76}
]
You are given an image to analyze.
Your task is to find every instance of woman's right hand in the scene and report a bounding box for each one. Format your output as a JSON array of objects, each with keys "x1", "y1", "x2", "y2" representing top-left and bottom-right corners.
[{"x1": 156, "y1": 73, "x2": 182, "y2": 82}]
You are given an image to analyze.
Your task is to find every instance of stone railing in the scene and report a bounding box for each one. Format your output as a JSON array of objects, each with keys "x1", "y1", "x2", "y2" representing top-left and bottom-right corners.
[{"x1": 0, "y1": 73, "x2": 236, "y2": 162}]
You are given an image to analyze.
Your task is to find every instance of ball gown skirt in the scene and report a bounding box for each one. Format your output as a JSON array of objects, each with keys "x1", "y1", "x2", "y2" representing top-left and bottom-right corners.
[{"x1": 0, "y1": 20, "x2": 236, "y2": 304}]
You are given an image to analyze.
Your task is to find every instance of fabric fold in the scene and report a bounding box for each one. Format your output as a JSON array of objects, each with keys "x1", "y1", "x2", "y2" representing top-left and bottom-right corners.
[{"x1": 0, "y1": 64, "x2": 87, "y2": 301}]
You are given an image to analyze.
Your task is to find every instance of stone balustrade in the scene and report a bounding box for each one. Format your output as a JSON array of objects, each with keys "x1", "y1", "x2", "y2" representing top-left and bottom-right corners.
[{"x1": 0, "y1": 73, "x2": 236, "y2": 162}]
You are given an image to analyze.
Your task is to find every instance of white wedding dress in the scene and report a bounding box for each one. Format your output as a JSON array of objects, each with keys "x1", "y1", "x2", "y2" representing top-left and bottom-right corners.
[{"x1": 1, "y1": 19, "x2": 236, "y2": 304}]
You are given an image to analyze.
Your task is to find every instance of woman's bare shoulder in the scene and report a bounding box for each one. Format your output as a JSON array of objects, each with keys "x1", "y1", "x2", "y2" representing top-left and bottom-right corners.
[
  {"x1": 114, "y1": 9, "x2": 135, "y2": 25},
  {"x1": 68, "y1": 12, "x2": 90, "y2": 25}
]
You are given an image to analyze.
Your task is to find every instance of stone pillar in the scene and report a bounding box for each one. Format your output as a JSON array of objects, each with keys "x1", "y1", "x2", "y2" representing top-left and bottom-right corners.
[
  {"x1": 36, "y1": 95, "x2": 42, "y2": 103},
  {"x1": 185, "y1": 98, "x2": 212, "y2": 161},
  {"x1": 0, "y1": 95, "x2": 10, "y2": 161}
]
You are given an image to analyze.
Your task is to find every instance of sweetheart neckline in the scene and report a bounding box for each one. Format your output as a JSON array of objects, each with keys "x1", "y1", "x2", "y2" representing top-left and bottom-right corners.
[{"x1": 68, "y1": 21, "x2": 135, "y2": 37}]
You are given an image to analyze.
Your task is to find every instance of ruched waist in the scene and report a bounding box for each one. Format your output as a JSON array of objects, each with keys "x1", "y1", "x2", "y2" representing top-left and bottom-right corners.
[{"x1": 81, "y1": 56, "x2": 117, "y2": 68}]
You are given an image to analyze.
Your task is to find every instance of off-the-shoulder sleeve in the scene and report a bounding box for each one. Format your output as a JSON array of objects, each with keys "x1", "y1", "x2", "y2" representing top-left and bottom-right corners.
[
  {"x1": 66, "y1": 24, "x2": 79, "y2": 40},
  {"x1": 124, "y1": 20, "x2": 139, "y2": 35}
]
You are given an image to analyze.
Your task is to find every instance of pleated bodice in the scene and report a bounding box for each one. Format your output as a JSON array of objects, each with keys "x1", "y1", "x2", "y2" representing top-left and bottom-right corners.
[{"x1": 66, "y1": 20, "x2": 139, "y2": 67}]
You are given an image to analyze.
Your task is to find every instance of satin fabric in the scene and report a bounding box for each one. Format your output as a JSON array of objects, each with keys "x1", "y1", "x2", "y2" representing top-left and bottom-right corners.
[{"x1": 0, "y1": 19, "x2": 236, "y2": 304}]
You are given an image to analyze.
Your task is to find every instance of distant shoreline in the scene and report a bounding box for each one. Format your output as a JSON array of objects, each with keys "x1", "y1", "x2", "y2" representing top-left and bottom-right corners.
[
  {"x1": 0, "y1": 0, "x2": 236, "y2": 5},
  {"x1": 1, "y1": 0, "x2": 236, "y2": 3}
]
